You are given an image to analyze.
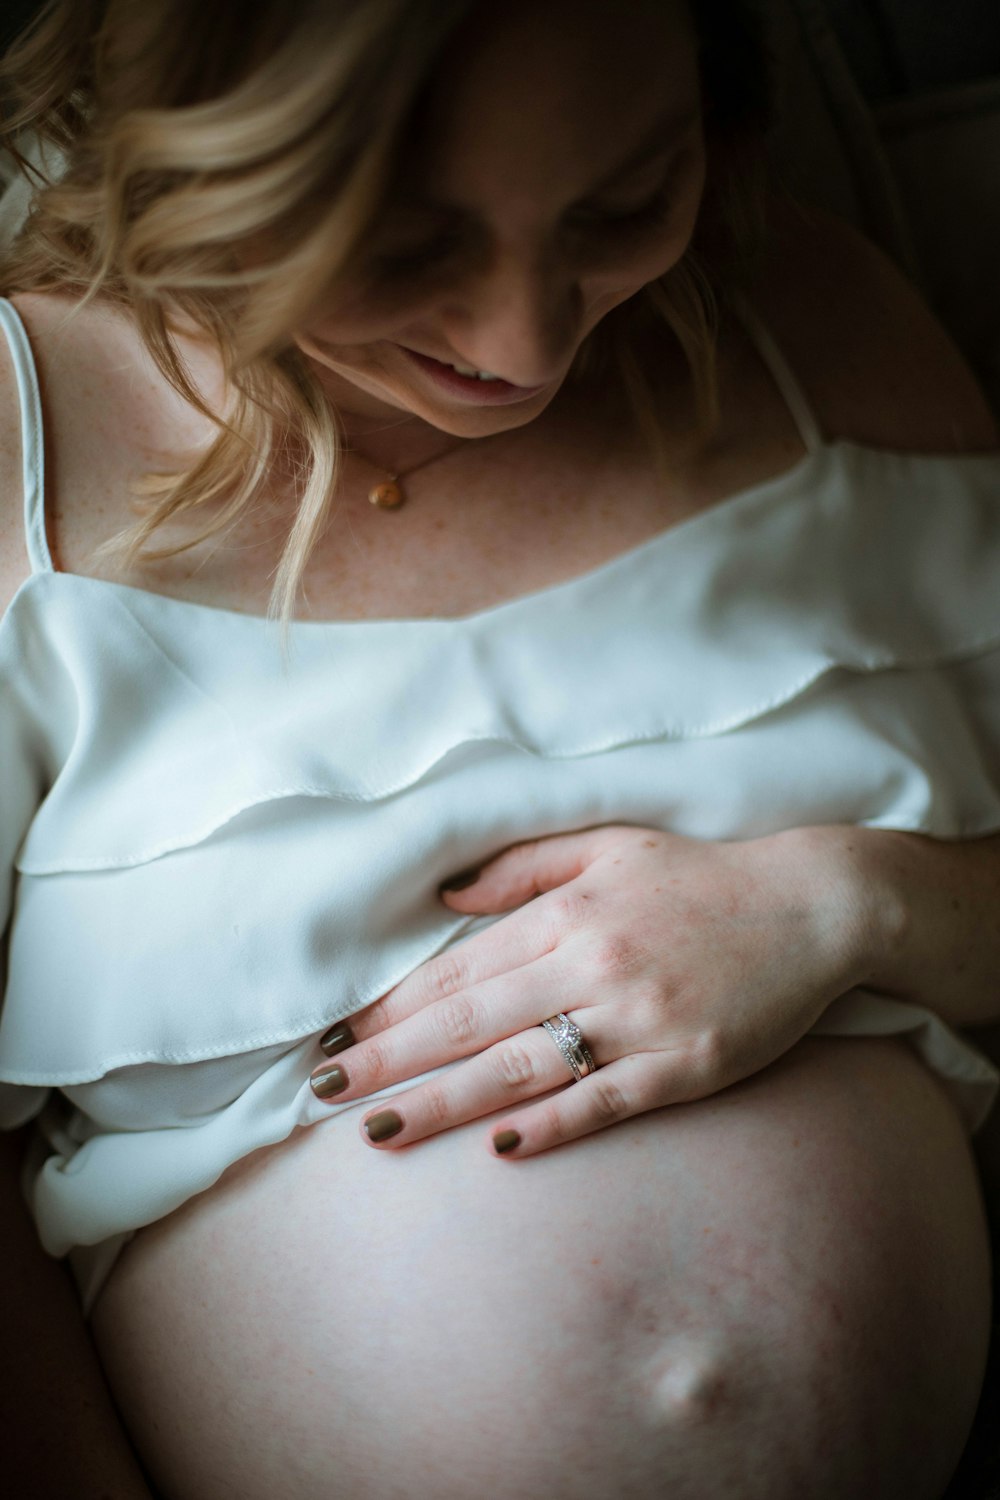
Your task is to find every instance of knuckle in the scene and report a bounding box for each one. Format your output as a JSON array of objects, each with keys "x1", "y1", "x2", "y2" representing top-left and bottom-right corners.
[
  {"x1": 361, "y1": 1035, "x2": 393, "y2": 1086},
  {"x1": 420, "y1": 1085, "x2": 452, "y2": 1128},
  {"x1": 492, "y1": 1042, "x2": 540, "y2": 1091},
  {"x1": 360, "y1": 995, "x2": 393, "y2": 1032},
  {"x1": 548, "y1": 889, "x2": 589, "y2": 933},
  {"x1": 588, "y1": 1075, "x2": 630, "y2": 1124},
  {"x1": 437, "y1": 995, "x2": 479, "y2": 1049},
  {"x1": 426, "y1": 952, "x2": 468, "y2": 1002},
  {"x1": 536, "y1": 1098, "x2": 570, "y2": 1141}
]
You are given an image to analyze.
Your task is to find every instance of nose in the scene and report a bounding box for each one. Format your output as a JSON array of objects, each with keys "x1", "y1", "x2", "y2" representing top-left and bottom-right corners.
[{"x1": 438, "y1": 249, "x2": 584, "y2": 388}]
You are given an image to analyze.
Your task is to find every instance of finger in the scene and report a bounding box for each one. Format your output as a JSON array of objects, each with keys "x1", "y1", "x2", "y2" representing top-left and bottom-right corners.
[
  {"x1": 484, "y1": 1054, "x2": 688, "y2": 1159},
  {"x1": 345, "y1": 901, "x2": 555, "y2": 1044},
  {"x1": 356, "y1": 1026, "x2": 582, "y2": 1148},
  {"x1": 311, "y1": 951, "x2": 579, "y2": 1102},
  {"x1": 439, "y1": 825, "x2": 630, "y2": 912}
]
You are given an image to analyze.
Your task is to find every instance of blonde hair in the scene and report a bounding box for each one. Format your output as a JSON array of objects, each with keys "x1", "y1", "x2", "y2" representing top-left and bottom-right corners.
[{"x1": 0, "y1": 0, "x2": 765, "y2": 621}]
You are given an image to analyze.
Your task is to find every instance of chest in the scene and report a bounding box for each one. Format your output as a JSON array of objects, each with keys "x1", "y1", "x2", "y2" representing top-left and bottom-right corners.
[{"x1": 45, "y1": 318, "x2": 805, "y2": 621}]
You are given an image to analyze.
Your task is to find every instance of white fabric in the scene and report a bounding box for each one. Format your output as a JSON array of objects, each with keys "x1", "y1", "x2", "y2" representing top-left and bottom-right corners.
[{"x1": 1, "y1": 296, "x2": 1000, "y2": 1315}]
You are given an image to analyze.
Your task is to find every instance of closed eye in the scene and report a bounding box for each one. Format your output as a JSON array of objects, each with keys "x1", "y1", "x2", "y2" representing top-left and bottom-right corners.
[
  {"x1": 368, "y1": 229, "x2": 467, "y2": 280},
  {"x1": 365, "y1": 155, "x2": 688, "y2": 282},
  {"x1": 567, "y1": 152, "x2": 692, "y2": 234},
  {"x1": 567, "y1": 185, "x2": 675, "y2": 232},
  {"x1": 368, "y1": 199, "x2": 671, "y2": 281}
]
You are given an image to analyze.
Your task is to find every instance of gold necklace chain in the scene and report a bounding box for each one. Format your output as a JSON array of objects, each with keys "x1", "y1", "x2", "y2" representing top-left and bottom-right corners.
[{"x1": 294, "y1": 333, "x2": 470, "y2": 510}]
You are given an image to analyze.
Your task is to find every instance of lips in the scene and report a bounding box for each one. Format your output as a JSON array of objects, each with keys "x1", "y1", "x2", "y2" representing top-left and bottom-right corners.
[
  {"x1": 397, "y1": 346, "x2": 548, "y2": 405},
  {"x1": 405, "y1": 349, "x2": 503, "y2": 381},
  {"x1": 411, "y1": 351, "x2": 503, "y2": 381}
]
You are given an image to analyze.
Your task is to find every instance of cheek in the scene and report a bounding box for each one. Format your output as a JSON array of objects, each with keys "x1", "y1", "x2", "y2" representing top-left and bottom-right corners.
[
  {"x1": 301, "y1": 311, "x2": 399, "y2": 356},
  {"x1": 301, "y1": 278, "x2": 431, "y2": 353},
  {"x1": 582, "y1": 159, "x2": 708, "y2": 320},
  {"x1": 581, "y1": 228, "x2": 696, "y2": 326}
]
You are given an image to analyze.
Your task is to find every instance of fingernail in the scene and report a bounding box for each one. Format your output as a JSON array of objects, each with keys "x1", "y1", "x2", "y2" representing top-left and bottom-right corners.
[
  {"x1": 493, "y1": 1129, "x2": 521, "y2": 1155},
  {"x1": 310, "y1": 1064, "x2": 349, "y2": 1099},
  {"x1": 440, "y1": 866, "x2": 480, "y2": 892},
  {"x1": 320, "y1": 1021, "x2": 355, "y2": 1057},
  {"x1": 364, "y1": 1109, "x2": 404, "y2": 1143}
]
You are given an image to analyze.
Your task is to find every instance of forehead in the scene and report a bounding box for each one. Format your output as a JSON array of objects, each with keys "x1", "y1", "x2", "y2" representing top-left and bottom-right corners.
[{"x1": 403, "y1": 0, "x2": 700, "y2": 204}]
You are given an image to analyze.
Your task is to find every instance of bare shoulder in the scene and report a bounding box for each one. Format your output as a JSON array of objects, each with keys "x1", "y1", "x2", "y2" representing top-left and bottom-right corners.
[
  {"x1": 748, "y1": 195, "x2": 999, "y2": 454},
  {"x1": 0, "y1": 289, "x2": 219, "y2": 608}
]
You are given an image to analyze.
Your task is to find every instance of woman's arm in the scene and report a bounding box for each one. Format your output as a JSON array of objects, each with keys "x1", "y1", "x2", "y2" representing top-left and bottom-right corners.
[
  {"x1": 801, "y1": 823, "x2": 1000, "y2": 1028},
  {"x1": 0, "y1": 1129, "x2": 155, "y2": 1500}
]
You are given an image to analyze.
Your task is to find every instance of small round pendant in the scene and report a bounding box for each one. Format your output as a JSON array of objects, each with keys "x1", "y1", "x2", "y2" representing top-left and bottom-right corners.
[{"x1": 369, "y1": 480, "x2": 404, "y2": 510}]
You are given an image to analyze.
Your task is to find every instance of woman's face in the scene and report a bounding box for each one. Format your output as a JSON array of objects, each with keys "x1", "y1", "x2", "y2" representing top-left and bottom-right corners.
[{"x1": 303, "y1": 0, "x2": 705, "y2": 435}]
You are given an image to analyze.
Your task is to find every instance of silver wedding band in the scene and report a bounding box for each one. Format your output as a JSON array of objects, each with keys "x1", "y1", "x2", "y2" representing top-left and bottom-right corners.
[{"x1": 540, "y1": 1013, "x2": 597, "y2": 1082}]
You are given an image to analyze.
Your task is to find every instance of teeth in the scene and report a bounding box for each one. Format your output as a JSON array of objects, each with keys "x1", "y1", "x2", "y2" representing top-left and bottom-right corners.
[{"x1": 449, "y1": 361, "x2": 502, "y2": 381}]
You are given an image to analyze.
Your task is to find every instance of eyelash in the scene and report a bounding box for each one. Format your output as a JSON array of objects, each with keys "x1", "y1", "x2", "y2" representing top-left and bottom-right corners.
[
  {"x1": 368, "y1": 183, "x2": 676, "y2": 281},
  {"x1": 581, "y1": 151, "x2": 691, "y2": 235},
  {"x1": 570, "y1": 185, "x2": 675, "y2": 233},
  {"x1": 369, "y1": 232, "x2": 465, "y2": 280}
]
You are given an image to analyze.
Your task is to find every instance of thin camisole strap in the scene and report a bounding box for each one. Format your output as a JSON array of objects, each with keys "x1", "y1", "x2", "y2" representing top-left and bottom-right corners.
[
  {"x1": 728, "y1": 291, "x2": 825, "y2": 455},
  {"x1": 0, "y1": 296, "x2": 54, "y2": 574}
]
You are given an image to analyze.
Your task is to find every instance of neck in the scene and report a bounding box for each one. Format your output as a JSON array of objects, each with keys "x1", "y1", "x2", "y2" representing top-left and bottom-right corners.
[{"x1": 296, "y1": 336, "x2": 466, "y2": 474}]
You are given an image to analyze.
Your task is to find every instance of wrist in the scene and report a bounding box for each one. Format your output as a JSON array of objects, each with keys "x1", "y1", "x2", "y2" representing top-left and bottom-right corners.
[
  {"x1": 762, "y1": 824, "x2": 1000, "y2": 1028},
  {"x1": 765, "y1": 824, "x2": 910, "y2": 995}
]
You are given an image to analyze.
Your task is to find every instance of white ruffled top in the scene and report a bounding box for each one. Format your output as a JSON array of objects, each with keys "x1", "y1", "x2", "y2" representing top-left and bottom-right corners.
[{"x1": 1, "y1": 296, "x2": 999, "y2": 1311}]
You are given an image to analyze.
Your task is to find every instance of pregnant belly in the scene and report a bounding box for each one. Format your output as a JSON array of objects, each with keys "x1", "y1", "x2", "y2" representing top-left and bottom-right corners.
[{"x1": 89, "y1": 1039, "x2": 989, "y2": 1500}]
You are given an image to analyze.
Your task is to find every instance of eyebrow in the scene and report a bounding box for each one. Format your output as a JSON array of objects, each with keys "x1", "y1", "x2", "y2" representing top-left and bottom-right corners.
[{"x1": 401, "y1": 100, "x2": 700, "y2": 218}]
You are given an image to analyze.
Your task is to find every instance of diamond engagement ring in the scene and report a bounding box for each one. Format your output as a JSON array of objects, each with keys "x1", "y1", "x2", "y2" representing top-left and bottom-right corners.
[{"x1": 540, "y1": 1013, "x2": 597, "y2": 1081}]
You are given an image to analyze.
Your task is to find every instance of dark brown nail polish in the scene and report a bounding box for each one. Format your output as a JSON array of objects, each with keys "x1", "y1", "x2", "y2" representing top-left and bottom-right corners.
[
  {"x1": 320, "y1": 1021, "x2": 355, "y2": 1057},
  {"x1": 310, "y1": 1064, "x2": 349, "y2": 1099},
  {"x1": 365, "y1": 1109, "x2": 404, "y2": 1142},
  {"x1": 440, "y1": 866, "x2": 480, "y2": 892},
  {"x1": 493, "y1": 1129, "x2": 521, "y2": 1155}
]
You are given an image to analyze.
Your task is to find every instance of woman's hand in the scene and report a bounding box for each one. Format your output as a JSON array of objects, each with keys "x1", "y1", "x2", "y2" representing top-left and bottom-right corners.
[{"x1": 309, "y1": 824, "x2": 890, "y2": 1158}]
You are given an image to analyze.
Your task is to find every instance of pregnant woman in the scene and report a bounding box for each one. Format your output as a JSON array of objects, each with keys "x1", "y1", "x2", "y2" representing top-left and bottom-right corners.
[{"x1": 2, "y1": 1, "x2": 1000, "y2": 1496}]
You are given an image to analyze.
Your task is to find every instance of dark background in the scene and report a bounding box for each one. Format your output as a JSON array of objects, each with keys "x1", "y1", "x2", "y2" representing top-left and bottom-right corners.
[{"x1": 4, "y1": 0, "x2": 1000, "y2": 95}]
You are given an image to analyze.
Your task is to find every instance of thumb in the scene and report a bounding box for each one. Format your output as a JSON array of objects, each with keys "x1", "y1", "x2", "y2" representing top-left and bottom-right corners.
[{"x1": 439, "y1": 826, "x2": 616, "y2": 912}]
